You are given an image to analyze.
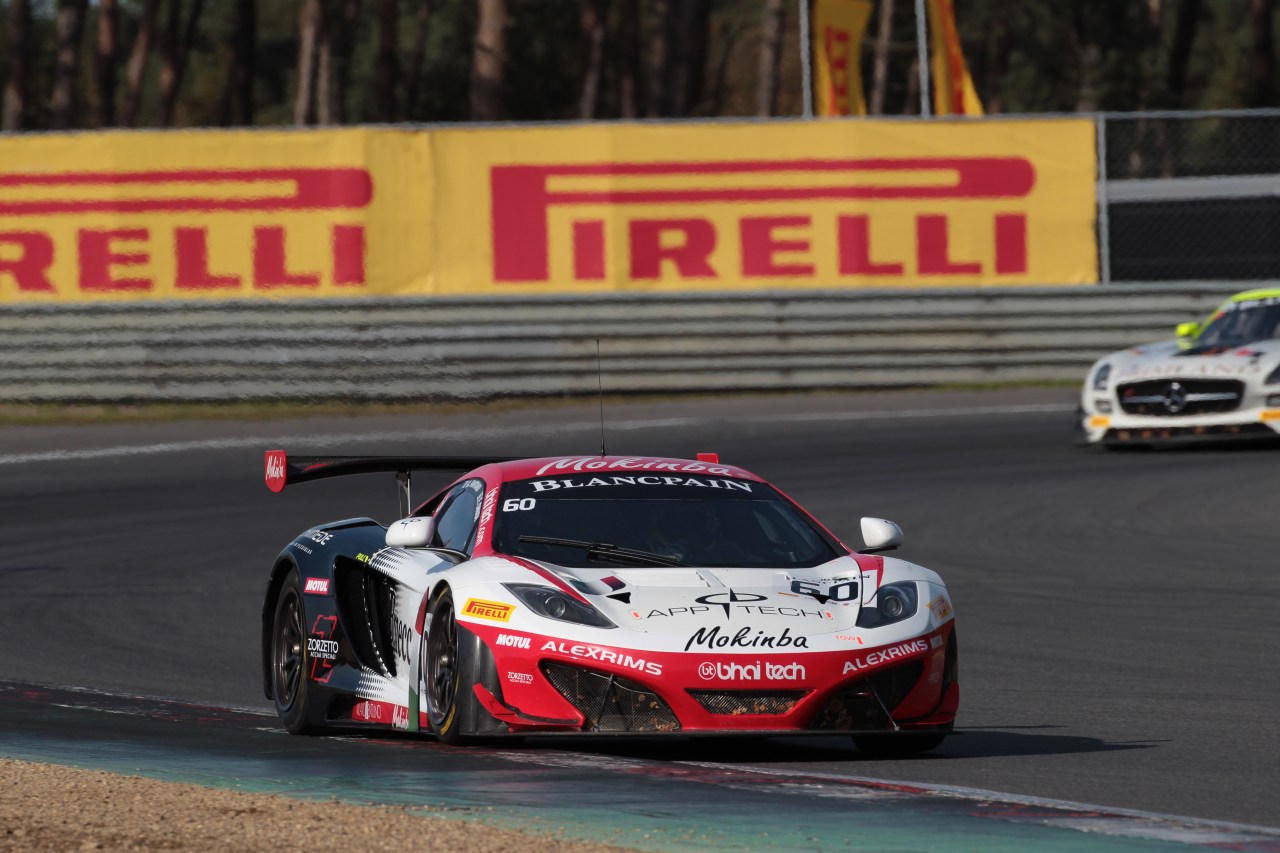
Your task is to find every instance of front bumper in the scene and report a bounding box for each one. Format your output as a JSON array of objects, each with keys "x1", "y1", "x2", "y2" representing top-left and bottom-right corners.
[
  {"x1": 1079, "y1": 406, "x2": 1280, "y2": 446},
  {"x1": 466, "y1": 623, "x2": 958, "y2": 736}
]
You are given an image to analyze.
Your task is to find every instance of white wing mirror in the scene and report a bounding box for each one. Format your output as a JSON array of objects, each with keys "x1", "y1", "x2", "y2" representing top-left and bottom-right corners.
[
  {"x1": 386, "y1": 516, "x2": 435, "y2": 548},
  {"x1": 859, "y1": 517, "x2": 902, "y2": 554}
]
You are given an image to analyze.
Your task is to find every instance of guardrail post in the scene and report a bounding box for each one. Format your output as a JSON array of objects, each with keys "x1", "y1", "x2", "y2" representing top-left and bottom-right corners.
[{"x1": 1096, "y1": 112, "x2": 1112, "y2": 285}]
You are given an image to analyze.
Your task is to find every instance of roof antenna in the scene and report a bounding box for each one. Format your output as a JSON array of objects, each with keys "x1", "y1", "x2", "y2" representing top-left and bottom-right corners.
[{"x1": 596, "y1": 338, "x2": 607, "y2": 457}]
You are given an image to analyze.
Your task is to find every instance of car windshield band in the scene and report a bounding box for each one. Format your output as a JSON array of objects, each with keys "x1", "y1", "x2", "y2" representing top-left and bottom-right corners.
[{"x1": 516, "y1": 535, "x2": 688, "y2": 568}]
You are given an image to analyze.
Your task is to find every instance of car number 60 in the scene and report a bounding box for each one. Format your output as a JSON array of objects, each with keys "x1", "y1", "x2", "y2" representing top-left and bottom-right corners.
[
  {"x1": 503, "y1": 498, "x2": 536, "y2": 512},
  {"x1": 790, "y1": 579, "x2": 858, "y2": 600}
]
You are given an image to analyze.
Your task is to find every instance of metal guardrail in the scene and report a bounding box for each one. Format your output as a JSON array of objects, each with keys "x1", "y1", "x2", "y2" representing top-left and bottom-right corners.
[{"x1": 0, "y1": 283, "x2": 1246, "y2": 402}]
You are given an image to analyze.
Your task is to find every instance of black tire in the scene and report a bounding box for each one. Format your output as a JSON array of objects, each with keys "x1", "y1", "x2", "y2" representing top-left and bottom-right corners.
[
  {"x1": 271, "y1": 572, "x2": 321, "y2": 734},
  {"x1": 424, "y1": 588, "x2": 470, "y2": 744},
  {"x1": 852, "y1": 731, "x2": 947, "y2": 758}
]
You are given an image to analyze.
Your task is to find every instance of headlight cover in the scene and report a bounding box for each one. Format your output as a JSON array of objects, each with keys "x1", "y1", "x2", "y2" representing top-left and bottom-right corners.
[
  {"x1": 503, "y1": 583, "x2": 615, "y2": 628},
  {"x1": 1092, "y1": 362, "x2": 1112, "y2": 391},
  {"x1": 1265, "y1": 363, "x2": 1280, "y2": 385},
  {"x1": 856, "y1": 582, "x2": 919, "y2": 629}
]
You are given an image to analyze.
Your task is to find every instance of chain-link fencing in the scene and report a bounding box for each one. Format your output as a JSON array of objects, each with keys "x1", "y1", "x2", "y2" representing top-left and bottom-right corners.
[{"x1": 1101, "y1": 109, "x2": 1280, "y2": 283}]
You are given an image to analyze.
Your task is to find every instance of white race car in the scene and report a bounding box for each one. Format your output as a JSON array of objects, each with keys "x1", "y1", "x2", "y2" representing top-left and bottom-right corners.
[
  {"x1": 1081, "y1": 288, "x2": 1280, "y2": 446},
  {"x1": 261, "y1": 451, "x2": 959, "y2": 756}
]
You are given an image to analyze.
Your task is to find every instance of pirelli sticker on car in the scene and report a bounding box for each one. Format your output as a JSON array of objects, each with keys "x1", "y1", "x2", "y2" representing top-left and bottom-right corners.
[{"x1": 462, "y1": 598, "x2": 515, "y2": 622}]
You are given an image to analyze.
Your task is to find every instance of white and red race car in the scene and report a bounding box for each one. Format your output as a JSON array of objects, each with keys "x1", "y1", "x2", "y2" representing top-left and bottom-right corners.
[{"x1": 261, "y1": 452, "x2": 958, "y2": 755}]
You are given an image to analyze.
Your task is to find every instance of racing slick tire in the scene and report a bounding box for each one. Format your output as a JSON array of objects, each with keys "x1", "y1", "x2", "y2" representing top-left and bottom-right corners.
[
  {"x1": 852, "y1": 730, "x2": 947, "y2": 758},
  {"x1": 270, "y1": 571, "x2": 322, "y2": 735},
  {"x1": 424, "y1": 587, "x2": 477, "y2": 745}
]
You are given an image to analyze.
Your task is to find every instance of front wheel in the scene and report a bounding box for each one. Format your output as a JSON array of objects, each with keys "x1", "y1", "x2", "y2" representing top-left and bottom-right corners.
[
  {"x1": 424, "y1": 588, "x2": 469, "y2": 744},
  {"x1": 271, "y1": 572, "x2": 321, "y2": 734}
]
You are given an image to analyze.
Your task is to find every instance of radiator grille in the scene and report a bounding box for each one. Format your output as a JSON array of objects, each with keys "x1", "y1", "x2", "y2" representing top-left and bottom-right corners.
[
  {"x1": 687, "y1": 689, "x2": 809, "y2": 716},
  {"x1": 541, "y1": 662, "x2": 679, "y2": 733}
]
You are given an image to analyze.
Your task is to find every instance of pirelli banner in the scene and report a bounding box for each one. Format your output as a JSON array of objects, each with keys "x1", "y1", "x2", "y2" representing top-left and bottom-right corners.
[{"x1": 0, "y1": 119, "x2": 1096, "y2": 303}]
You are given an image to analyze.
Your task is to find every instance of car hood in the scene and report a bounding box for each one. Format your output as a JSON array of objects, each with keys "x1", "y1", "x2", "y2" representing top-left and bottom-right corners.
[
  {"x1": 1107, "y1": 338, "x2": 1280, "y2": 383},
  {"x1": 535, "y1": 557, "x2": 867, "y2": 634}
]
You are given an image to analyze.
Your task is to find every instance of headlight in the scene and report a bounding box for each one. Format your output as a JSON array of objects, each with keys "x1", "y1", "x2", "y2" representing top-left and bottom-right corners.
[
  {"x1": 1092, "y1": 362, "x2": 1112, "y2": 391},
  {"x1": 503, "y1": 583, "x2": 615, "y2": 628},
  {"x1": 1265, "y1": 364, "x2": 1280, "y2": 385},
  {"x1": 856, "y1": 582, "x2": 919, "y2": 628}
]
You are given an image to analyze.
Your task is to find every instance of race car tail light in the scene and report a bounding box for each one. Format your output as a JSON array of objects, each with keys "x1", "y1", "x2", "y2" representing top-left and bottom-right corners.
[
  {"x1": 687, "y1": 689, "x2": 809, "y2": 716},
  {"x1": 541, "y1": 662, "x2": 680, "y2": 733},
  {"x1": 808, "y1": 660, "x2": 924, "y2": 731}
]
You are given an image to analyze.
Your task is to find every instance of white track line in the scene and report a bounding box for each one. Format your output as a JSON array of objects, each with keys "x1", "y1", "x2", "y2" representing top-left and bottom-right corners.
[{"x1": 0, "y1": 404, "x2": 1072, "y2": 467}]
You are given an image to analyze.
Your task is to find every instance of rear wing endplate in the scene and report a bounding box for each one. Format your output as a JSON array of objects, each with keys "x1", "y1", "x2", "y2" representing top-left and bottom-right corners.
[{"x1": 264, "y1": 450, "x2": 515, "y2": 517}]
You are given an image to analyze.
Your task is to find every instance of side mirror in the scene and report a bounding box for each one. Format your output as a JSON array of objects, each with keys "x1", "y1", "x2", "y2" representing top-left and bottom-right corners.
[
  {"x1": 859, "y1": 517, "x2": 902, "y2": 554},
  {"x1": 386, "y1": 516, "x2": 435, "y2": 548},
  {"x1": 1176, "y1": 321, "x2": 1200, "y2": 341}
]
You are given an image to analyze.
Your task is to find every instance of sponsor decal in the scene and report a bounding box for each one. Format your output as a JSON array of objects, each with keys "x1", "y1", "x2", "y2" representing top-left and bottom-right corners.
[
  {"x1": 529, "y1": 476, "x2": 752, "y2": 493},
  {"x1": 308, "y1": 615, "x2": 339, "y2": 685},
  {"x1": 841, "y1": 639, "x2": 930, "y2": 674},
  {"x1": 304, "y1": 577, "x2": 330, "y2": 595},
  {"x1": 495, "y1": 633, "x2": 532, "y2": 649},
  {"x1": 303, "y1": 529, "x2": 333, "y2": 546},
  {"x1": 540, "y1": 640, "x2": 663, "y2": 676},
  {"x1": 391, "y1": 614, "x2": 412, "y2": 663},
  {"x1": 462, "y1": 598, "x2": 515, "y2": 622},
  {"x1": 930, "y1": 634, "x2": 945, "y2": 649},
  {"x1": 534, "y1": 457, "x2": 741, "y2": 478},
  {"x1": 929, "y1": 596, "x2": 953, "y2": 622},
  {"x1": 353, "y1": 700, "x2": 409, "y2": 729},
  {"x1": 689, "y1": 590, "x2": 833, "y2": 621},
  {"x1": 265, "y1": 450, "x2": 286, "y2": 492},
  {"x1": 506, "y1": 671, "x2": 534, "y2": 685},
  {"x1": 697, "y1": 661, "x2": 807, "y2": 681},
  {"x1": 475, "y1": 485, "x2": 500, "y2": 546},
  {"x1": 291, "y1": 542, "x2": 313, "y2": 555},
  {"x1": 835, "y1": 634, "x2": 865, "y2": 644},
  {"x1": 684, "y1": 626, "x2": 809, "y2": 652}
]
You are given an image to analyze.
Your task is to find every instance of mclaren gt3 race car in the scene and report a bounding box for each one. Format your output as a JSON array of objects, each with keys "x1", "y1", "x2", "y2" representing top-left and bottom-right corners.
[
  {"x1": 1081, "y1": 289, "x2": 1280, "y2": 446},
  {"x1": 261, "y1": 452, "x2": 958, "y2": 755}
]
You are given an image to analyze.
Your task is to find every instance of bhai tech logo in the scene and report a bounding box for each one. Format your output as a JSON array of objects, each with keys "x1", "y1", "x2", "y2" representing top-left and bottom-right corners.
[
  {"x1": 697, "y1": 661, "x2": 807, "y2": 681},
  {"x1": 696, "y1": 590, "x2": 767, "y2": 618},
  {"x1": 489, "y1": 158, "x2": 1035, "y2": 285}
]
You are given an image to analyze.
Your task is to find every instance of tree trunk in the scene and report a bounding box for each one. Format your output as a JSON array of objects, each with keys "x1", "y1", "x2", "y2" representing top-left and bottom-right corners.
[
  {"x1": 671, "y1": 0, "x2": 711, "y2": 115},
  {"x1": 1166, "y1": 0, "x2": 1200, "y2": 108},
  {"x1": 646, "y1": 0, "x2": 670, "y2": 116},
  {"x1": 321, "y1": 0, "x2": 360, "y2": 124},
  {"x1": 868, "y1": 0, "x2": 893, "y2": 114},
  {"x1": 617, "y1": 0, "x2": 640, "y2": 117},
  {"x1": 404, "y1": 0, "x2": 431, "y2": 119},
  {"x1": 293, "y1": 0, "x2": 325, "y2": 124},
  {"x1": 470, "y1": 0, "x2": 505, "y2": 120},
  {"x1": 756, "y1": 0, "x2": 785, "y2": 117},
  {"x1": 95, "y1": 0, "x2": 120, "y2": 127},
  {"x1": 156, "y1": 0, "x2": 206, "y2": 126},
  {"x1": 2, "y1": 0, "x2": 31, "y2": 130},
  {"x1": 51, "y1": 0, "x2": 89, "y2": 130},
  {"x1": 121, "y1": 0, "x2": 162, "y2": 126},
  {"x1": 1250, "y1": 0, "x2": 1275, "y2": 107},
  {"x1": 221, "y1": 0, "x2": 256, "y2": 126},
  {"x1": 578, "y1": 0, "x2": 606, "y2": 118},
  {"x1": 375, "y1": 0, "x2": 398, "y2": 122},
  {"x1": 984, "y1": 2, "x2": 1011, "y2": 114}
]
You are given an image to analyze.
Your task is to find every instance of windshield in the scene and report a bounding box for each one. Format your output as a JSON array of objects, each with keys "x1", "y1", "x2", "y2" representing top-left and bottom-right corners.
[
  {"x1": 1195, "y1": 296, "x2": 1280, "y2": 349},
  {"x1": 492, "y1": 475, "x2": 842, "y2": 569}
]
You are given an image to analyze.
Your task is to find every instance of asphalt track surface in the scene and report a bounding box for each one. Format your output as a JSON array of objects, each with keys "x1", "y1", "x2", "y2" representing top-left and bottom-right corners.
[{"x1": 1, "y1": 389, "x2": 1278, "y2": 839}]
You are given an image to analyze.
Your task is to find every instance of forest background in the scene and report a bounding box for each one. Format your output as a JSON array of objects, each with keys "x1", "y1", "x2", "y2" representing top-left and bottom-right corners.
[{"x1": 0, "y1": 0, "x2": 1270, "y2": 133}]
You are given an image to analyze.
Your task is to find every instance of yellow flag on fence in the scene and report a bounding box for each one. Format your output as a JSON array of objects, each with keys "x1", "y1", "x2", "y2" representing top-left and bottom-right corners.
[
  {"x1": 927, "y1": 0, "x2": 983, "y2": 116},
  {"x1": 812, "y1": 0, "x2": 873, "y2": 116}
]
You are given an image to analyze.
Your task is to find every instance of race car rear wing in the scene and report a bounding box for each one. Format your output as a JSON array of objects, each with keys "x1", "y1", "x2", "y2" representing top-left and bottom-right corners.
[{"x1": 264, "y1": 450, "x2": 516, "y2": 517}]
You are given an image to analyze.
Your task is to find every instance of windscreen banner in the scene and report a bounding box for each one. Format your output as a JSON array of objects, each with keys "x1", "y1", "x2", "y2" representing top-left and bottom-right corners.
[{"x1": 0, "y1": 119, "x2": 1097, "y2": 304}]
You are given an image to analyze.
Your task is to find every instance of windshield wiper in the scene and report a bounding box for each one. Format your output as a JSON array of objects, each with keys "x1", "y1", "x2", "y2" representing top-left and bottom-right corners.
[{"x1": 517, "y1": 535, "x2": 688, "y2": 568}]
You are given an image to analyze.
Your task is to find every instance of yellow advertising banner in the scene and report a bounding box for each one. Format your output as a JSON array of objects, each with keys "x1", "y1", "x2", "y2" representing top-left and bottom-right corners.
[
  {"x1": 0, "y1": 128, "x2": 431, "y2": 303},
  {"x1": 0, "y1": 119, "x2": 1097, "y2": 303},
  {"x1": 432, "y1": 118, "x2": 1098, "y2": 295},
  {"x1": 812, "y1": 0, "x2": 873, "y2": 116}
]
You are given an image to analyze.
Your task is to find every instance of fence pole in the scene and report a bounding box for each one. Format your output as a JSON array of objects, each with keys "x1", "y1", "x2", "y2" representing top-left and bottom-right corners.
[
  {"x1": 914, "y1": 0, "x2": 931, "y2": 117},
  {"x1": 1095, "y1": 113, "x2": 1111, "y2": 284},
  {"x1": 799, "y1": 0, "x2": 814, "y2": 118}
]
